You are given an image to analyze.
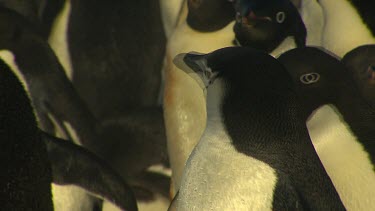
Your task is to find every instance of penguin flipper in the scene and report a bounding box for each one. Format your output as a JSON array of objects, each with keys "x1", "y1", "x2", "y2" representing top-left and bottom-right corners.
[{"x1": 41, "y1": 131, "x2": 138, "y2": 211}]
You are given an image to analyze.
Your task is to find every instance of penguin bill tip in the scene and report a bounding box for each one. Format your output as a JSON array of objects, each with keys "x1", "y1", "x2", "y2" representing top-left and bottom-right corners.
[{"x1": 172, "y1": 52, "x2": 208, "y2": 91}]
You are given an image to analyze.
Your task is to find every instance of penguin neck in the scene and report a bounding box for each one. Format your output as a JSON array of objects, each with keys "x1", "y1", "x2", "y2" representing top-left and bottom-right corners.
[
  {"x1": 205, "y1": 80, "x2": 227, "y2": 132},
  {"x1": 319, "y1": 0, "x2": 375, "y2": 56}
]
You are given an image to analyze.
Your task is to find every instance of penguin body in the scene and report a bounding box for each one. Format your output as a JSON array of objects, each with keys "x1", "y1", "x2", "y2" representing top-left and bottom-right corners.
[
  {"x1": 47, "y1": 0, "x2": 169, "y2": 178},
  {"x1": 172, "y1": 47, "x2": 345, "y2": 210},
  {"x1": 164, "y1": 0, "x2": 323, "y2": 196},
  {"x1": 318, "y1": 0, "x2": 375, "y2": 57},
  {"x1": 278, "y1": 46, "x2": 375, "y2": 210},
  {"x1": 59, "y1": 0, "x2": 166, "y2": 120},
  {"x1": 45, "y1": 1, "x2": 171, "y2": 209}
]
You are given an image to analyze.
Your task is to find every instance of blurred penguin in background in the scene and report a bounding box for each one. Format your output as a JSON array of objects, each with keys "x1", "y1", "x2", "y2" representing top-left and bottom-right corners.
[{"x1": 44, "y1": 0, "x2": 171, "y2": 210}]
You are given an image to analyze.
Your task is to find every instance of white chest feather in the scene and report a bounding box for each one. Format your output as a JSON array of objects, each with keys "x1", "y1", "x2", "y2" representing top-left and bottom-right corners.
[
  {"x1": 319, "y1": 0, "x2": 375, "y2": 57},
  {"x1": 177, "y1": 119, "x2": 277, "y2": 211},
  {"x1": 307, "y1": 105, "x2": 375, "y2": 210},
  {"x1": 164, "y1": 20, "x2": 235, "y2": 193},
  {"x1": 177, "y1": 83, "x2": 277, "y2": 210},
  {"x1": 48, "y1": 0, "x2": 73, "y2": 80}
]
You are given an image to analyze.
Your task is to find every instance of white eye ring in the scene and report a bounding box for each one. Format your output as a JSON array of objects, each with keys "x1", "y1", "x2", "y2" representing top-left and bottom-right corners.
[{"x1": 276, "y1": 12, "x2": 286, "y2": 23}]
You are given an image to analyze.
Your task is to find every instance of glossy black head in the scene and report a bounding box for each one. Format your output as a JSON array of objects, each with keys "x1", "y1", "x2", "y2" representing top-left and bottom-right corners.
[
  {"x1": 233, "y1": 0, "x2": 306, "y2": 52},
  {"x1": 174, "y1": 46, "x2": 295, "y2": 101},
  {"x1": 187, "y1": 0, "x2": 236, "y2": 31},
  {"x1": 278, "y1": 47, "x2": 352, "y2": 119},
  {"x1": 342, "y1": 45, "x2": 375, "y2": 107}
]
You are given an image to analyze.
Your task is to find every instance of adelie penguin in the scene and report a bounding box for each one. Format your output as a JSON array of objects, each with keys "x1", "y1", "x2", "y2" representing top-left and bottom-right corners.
[
  {"x1": 164, "y1": 0, "x2": 323, "y2": 196},
  {"x1": 318, "y1": 0, "x2": 375, "y2": 57},
  {"x1": 0, "y1": 58, "x2": 138, "y2": 211},
  {"x1": 278, "y1": 46, "x2": 375, "y2": 210},
  {"x1": 170, "y1": 46, "x2": 345, "y2": 210}
]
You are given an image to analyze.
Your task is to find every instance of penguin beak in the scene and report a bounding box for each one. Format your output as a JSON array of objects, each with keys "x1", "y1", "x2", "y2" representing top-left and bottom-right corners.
[
  {"x1": 236, "y1": 10, "x2": 272, "y2": 27},
  {"x1": 173, "y1": 53, "x2": 210, "y2": 91}
]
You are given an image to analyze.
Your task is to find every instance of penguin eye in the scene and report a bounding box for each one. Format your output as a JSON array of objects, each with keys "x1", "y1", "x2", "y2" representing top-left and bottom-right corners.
[{"x1": 276, "y1": 11, "x2": 286, "y2": 23}]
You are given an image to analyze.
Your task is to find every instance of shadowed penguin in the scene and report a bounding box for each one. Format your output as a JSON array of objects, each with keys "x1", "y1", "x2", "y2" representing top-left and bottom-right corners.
[
  {"x1": 0, "y1": 6, "x2": 112, "y2": 210},
  {"x1": 318, "y1": 0, "x2": 375, "y2": 57},
  {"x1": 164, "y1": 0, "x2": 323, "y2": 197},
  {"x1": 0, "y1": 52, "x2": 53, "y2": 211},
  {"x1": 278, "y1": 46, "x2": 375, "y2": 210},
  {"x1": 171, "y1": 46, "x2": 345, "y2": 210},
  {"x1": 44, "y1": 0, "x2": 171, "y2": 209},
  {"x1": 0, "y1": 6, "x2": 99, "y2": 149},
  {"x1": 0, "y1": 55, "x2": 138, "y2": 210}
]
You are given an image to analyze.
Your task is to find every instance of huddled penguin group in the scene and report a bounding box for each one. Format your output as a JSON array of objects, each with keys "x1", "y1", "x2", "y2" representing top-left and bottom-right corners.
[{"x1": 2, "y1": 0, "x2": 375, "y2": 210}]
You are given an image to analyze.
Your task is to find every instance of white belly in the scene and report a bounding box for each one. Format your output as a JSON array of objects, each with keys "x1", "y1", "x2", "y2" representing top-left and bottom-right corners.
[
  {"x1": 177, "y1": 121, "x2": 277, "y2": 211},
  {"x1": 307, "y1": 105, "x2": 375, "y2": 210}
]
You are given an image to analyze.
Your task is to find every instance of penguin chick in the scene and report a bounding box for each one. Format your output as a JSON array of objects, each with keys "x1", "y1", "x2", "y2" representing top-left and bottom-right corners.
[
  {"x1": 172, "y1": 46, "x2": 345, "y2": 210},
  {"x1": 278, "y1": 46, "x2": 375, "y2": 210},
  {"x1": 233, "y1": 0, "x2": 307, "y2": 51}
]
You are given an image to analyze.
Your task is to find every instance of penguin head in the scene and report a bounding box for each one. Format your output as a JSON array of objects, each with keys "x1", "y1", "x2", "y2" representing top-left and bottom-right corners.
[
  {"x1": 342, "y1": 45, "x2": 375, "y2": 107},
  {"x1": 278, "y1": 47, "x2": 351, "y2": 118},
  {"x1": 187, "y1": 0, "x2": 236, "y2": 32},
  {"x1": 173, "y1": 46, "x2": 295, "y2": 109},
  {"x1": 233, "y1": 0, "x2": 306, "y2": 52}
]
